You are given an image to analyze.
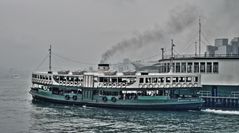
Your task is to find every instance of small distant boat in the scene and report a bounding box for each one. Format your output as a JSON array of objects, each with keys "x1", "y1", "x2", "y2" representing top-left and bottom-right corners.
[{"x1": 11, "y1": 74, "x2": 20, "y2": 79}]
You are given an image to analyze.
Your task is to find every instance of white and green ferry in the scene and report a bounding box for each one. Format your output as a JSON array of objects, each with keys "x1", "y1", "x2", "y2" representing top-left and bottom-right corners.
[{"x1": 30, "y1": 45, "x2": 204, "y2": 110}]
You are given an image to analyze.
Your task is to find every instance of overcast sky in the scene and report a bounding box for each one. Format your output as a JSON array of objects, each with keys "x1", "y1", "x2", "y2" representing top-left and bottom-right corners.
[{"x1": 0, "y1": 0, "x2": 239, "y2": 73}]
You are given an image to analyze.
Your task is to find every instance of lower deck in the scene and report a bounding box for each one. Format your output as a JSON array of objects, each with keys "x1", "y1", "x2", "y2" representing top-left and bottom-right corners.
[{"x1": 30, "y1": 85, "x2": 204, "y2": 110}]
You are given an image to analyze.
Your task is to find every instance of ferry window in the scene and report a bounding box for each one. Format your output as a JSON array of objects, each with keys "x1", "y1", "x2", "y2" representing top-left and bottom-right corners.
[
  {"x1": 181, "y1": 62, "x2": 186, "y2": 73},
  {"x1": 159, "y1": 64, "x2": 164, "y2": 73},
  {"x1": 186, "y1": 77, "x2": 192, "y2": 82},
  {"x1": 99, "y1": 77, "x2": 103, "y2": 82},
  {"x1": 166, "y1": 77, "x2": 171, "y2": 83},
  {"x1": 111, "y1": 78, "x2": 117, "y2": 83},
  {"x1": 145, "y1": 78, "x2": 151, "y2": 83},
  {"x1": 213, "y1": 62, "x2": 219, "y2": 73},
  {"x1": 139, "y1": 78, "x2": 144, "y2": 83},
  {"x1": 172, "y1": 63, "x2": 175, "y2": 72},
  {"x1": 158, "y1": 77, "x2": 164, "y2": 83},
  {"x1": 118, "y1": 78, "x2": 122, "y2": 82},
  {"x1": 194, "y1": 77, "x2": 198, "y2": 82},
  {"x1": 158, "y1": 64, "x2": 162, "y2": 73},
  {"x1": 176, "y1": 63, "x2": 180, "y2": 73},
  {"x1": 200, "y1": 62, "x2": 205, "y2": 73},
  {"x1": 74, "y1": 77, "x2": 79, "y2": 81},
  {"x1": 194, "y1": 62, "x2": 199, "y2": 73},
  {"x1": 187, "y1": 62, "x2": 192, "y2": 73},
  {"x1": 152, "y1": 77, "x2": 157, "y2": 83},
  {"x1": 179, "y1": 77, "x2": 185, "y2": 82},
  {"x1": 103, "y1": 77, "x2": 108, "y2": 82},
  {"x1": 172, "y1": 77, "x2": 178, "y2": 83},
  {"x1": 167, "y1": 63, "x2": 170, "y2": 72},
  {"x1": 207, "y1": 62, "x2": 212, "y2": 73},
  {"x1": 163, "y1": 63, "x2": 167, "y2": 73}
]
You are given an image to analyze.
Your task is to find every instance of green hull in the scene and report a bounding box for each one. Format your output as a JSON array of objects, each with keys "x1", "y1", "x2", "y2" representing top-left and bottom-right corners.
[{"x1": 30, "y1": 89, "x2": 204, "y2": 110}]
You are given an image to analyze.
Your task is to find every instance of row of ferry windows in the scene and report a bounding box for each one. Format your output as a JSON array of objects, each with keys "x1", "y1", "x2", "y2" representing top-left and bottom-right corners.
[
  {"x1": 32, "y1": 74, "x2": 52, "y2": 80},
  {"x1": 159, "y1": 62, "x2": 219, "y2": 73},
  {"x1": 139, "y1": 77, "x2": 198, "y2": 83}
]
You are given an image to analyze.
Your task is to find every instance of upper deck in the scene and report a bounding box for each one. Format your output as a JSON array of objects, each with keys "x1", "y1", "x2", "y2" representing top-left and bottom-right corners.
[
  {"x1": 159, "y1": 54, "x2": 239, "y2": 62},
  {"x1": 32, "y1": 70, "x2": 201, "y2": 90}
]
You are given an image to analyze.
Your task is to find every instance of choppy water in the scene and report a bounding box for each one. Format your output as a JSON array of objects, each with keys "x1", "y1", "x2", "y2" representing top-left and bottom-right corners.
[{"x1": 1, "y1": 78, "x2": 239, "y2": 133}]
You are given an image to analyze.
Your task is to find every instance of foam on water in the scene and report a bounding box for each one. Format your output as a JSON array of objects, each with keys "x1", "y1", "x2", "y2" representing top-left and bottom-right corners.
[{"x1": 202, "y1": 109, "x2": 239, "y2": 115}]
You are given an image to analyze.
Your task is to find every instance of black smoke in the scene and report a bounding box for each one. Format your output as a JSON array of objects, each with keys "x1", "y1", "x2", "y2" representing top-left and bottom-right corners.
[{"x1": 100, "y1": 5, "x2": 200, "y2": 63}]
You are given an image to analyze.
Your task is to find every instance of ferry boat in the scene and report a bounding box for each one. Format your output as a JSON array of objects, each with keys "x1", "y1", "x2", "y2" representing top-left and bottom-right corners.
[{"x1": 30, "y1": 44, "x2": 204, "y2": 110}]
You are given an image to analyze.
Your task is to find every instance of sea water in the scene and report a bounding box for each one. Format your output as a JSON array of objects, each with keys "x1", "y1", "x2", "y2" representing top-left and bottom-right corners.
[{"x1": 0, "y1": 78, "x2": 239, "y2": 133}]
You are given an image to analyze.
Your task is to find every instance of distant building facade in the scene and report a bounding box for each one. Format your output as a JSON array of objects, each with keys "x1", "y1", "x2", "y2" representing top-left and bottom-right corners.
[{"x1": 206, "y1": 37, "x2": 239, "y2": 55}]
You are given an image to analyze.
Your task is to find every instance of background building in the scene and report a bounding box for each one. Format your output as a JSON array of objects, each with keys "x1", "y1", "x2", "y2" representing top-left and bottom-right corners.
[{"x1": 206, "y1": 37, "x2": 239, "y2": 55}]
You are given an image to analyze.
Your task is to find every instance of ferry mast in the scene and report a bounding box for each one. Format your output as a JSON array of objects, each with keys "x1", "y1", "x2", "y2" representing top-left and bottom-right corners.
[
  {"x1": 199, "y1": 17, "x2": 201, "y2": 56},
  {"x1": 170, "y1": 39, "x2": 175, "y2": 73},
  {"x1": 48, "y1": 45, "x2": 52, "y2": 74}
]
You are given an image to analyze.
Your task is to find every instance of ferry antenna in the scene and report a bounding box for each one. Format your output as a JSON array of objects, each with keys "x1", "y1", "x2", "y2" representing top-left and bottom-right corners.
[
  {"x1": 170, "y1": 39, "x2": 175, "y2": 73},
  {"x1": 195, "y1": 41, "x2": 197, "y2": 56},
  {"x1": 161, "y1": 48, "x2": 165, "y2": 60},
  {"x1": 199, "y1": 16, "x2": 201, "y2": 56},
  {"x1": 48, "y1": 45, "x2": 52, "y2": 74}
]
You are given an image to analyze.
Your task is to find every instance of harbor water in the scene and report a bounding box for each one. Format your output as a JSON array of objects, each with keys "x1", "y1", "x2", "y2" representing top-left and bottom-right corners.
[{"x1": 1, "y1": 78, "x2": 239, "y2": 133}]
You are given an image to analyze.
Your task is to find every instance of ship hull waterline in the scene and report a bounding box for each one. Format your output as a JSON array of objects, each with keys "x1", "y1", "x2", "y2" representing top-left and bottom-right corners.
[{"x1": 30, "y1": 91, "x2": 204, "y2": 111}]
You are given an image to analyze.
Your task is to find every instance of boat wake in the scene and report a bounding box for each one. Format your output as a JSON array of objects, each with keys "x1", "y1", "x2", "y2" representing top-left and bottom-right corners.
[{"x1": 201, "y1": 109, "x2": 239, "y2": 115}]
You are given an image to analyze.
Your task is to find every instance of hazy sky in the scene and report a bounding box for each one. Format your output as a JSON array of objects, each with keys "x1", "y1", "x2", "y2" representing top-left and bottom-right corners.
[{"x1": 0, "y1": 0, "x2": 239, "y2": 73}]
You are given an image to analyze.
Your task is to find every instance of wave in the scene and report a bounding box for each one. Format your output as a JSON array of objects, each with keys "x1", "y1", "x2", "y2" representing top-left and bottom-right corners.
[{"x1": 201, "y1": 109, "x2": 239, "y2": 115}]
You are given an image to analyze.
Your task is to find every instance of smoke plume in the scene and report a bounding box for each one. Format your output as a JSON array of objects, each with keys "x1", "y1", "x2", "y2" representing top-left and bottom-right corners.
[{"x1": 100, "y1": 5, "x2": 200, "y2": 63}]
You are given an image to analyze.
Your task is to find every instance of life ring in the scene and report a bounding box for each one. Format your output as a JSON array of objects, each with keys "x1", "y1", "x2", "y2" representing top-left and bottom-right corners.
[
  {"x1": 108, "y1": 83, "x2": 112, "y2": 88},
  {"x1": 103, "y1": 83, "x2": 107, "y2": 88},
  {"x1": 143, "y1": 84, "x2": 148, "y2": 88},
  {"x1": 154, "y1": 84, "x2": 159, "y2": 88},
  {"x1": 65, "y1": 95, "x2": 70, "y2": 100},
  {"x1": 111, "y1": 97, "x2": 117, "y2": 102},
  {"x1": 98, "y1": 83, "x2": 101, "y2": 88},
  {"x1": 117, "y1": 83, "x2": 121, "y2": 88},
  {"x1": 139, "y1": 84, "x2": 143, "y2": 88},
  {"x1": 149, "y1": 84, "x2": 153, "y2": 88},
  {"x1": 183, "y1": 83, "x2": 187, "y2": 87},
  {"x1": 122, "y1": 83, "x2": 126, "y2": 88},
  {"x1": 165, "y1": 84, "x2": 170, "y2": 88},
  {"x1": 59, "y1": 81, "x2": 63, "y2": 84},
  {"x1": 70, "y1": 82, "x2": 74, "y2": 86},
  {"x1": 112, "y1": 83, "x2": 117, "y2": 88},
  {"x1": 72, "y1": 95, "x2": 77, "y2": 101},
  {"x1": 74, "y1": 82, "x2": 78, "y2": 85},
  {"x1": 102, "y1": 96, "x2": 108, "y2": 102},
  {"x1": 176, "y1": 83, "x2": 181, "y2": 87},
  {"x1": 194, "y1": 83, "x2": 198, "y2": 87}
]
